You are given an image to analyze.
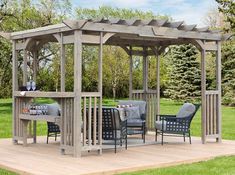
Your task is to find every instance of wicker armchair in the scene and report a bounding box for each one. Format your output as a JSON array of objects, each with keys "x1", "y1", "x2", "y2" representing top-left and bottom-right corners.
[{"x1": 155, "y1": 103, "x2": 200, "y2": 145}]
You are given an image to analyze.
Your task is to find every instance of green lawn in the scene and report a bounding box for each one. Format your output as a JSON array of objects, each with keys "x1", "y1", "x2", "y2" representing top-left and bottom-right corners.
[
  {"x1": 118, "y1": 156, "x2": 235, "y2": 175},
  {"x1": 0, "y1": 168, "x2": 18, "y2": 175},
  {"x1": 0, "y1": 98, "x2": 234, "y2": 139}
]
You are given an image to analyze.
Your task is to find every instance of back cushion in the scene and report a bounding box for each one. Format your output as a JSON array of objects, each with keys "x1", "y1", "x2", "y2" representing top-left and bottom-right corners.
[
  {"x1": 125, "y1": 106, "x2": 141, "y2": 119},
  {"x1": 118, "y1": 100, "x2": 146, "y2": 115},
  {"x1": 176, "y1": 103, "x2": 196, "y2": 118},
  {"x1": 47, "y1": 103, "x2": 60, "y2": 116}
]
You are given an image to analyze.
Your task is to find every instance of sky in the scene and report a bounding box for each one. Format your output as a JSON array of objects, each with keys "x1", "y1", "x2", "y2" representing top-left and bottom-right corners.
[{"x1": 72, "y1": 0, "x2": 218, "y2": 27}]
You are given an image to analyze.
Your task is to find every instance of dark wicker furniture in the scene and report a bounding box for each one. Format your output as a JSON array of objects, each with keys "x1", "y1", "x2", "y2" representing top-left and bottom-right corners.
[{"x1": 47, "y1": 122, "x2": 60, "y2": 144}]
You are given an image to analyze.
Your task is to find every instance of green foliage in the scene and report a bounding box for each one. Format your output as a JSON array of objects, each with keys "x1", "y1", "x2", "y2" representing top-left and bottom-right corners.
[
  {"x1": 216, "y1": 0, "x2": 235, "y2": 106},
  {"x1": 0, "y1": 168, "x2": 18, "y2": 175},
  {"x1": 221, "y1": 40, "x2": 235, "y2": 106},
  {"x1": 216, "y1": 0, "x2": 235, "y2": 32},
  {"x1": 76, "y1": 6, "x2": 169, "y2": 20},
  {"x1": 164, "y1": 45, "x2": 201, "y2": 101}
]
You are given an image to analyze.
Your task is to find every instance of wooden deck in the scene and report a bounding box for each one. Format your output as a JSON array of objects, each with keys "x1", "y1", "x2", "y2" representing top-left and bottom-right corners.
[{"x1": 0, "y1": 134, "x2": 235, "y2": 175}]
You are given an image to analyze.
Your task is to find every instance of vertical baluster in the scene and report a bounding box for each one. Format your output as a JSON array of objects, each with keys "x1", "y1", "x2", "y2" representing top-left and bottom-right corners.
[
  {"x1": 93, "y1": 97, "x2": 97, "y2": 146},
  {"x1": 88, "y1": 97, "x2": 92, "y2": 146},
  {"x1": 83, "y1": 97, "x2": 86, "y2": 146}
]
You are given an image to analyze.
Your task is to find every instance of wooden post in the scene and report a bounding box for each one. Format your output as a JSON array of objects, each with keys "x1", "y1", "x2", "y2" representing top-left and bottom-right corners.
[
  {"x1": 216, "y1": 41, "x2": 222, "y2": 143},
  {"x1": 12, "y1": 40, "x2": 18, "y2": 144},
  {"x1": 73, "y1": 30, "x2": 82, "y2": 157},
  {"x1": 98, "y1": 32, "x2": 103, "y2": 154},
  {"x1": 33, "y1": 51, "x2": 37, "y2": 82},
  {"x1": 23, "y1": 48, "x2": 27, "y2": 85},
  {"x1": 156, "y1": 48, "x2": 160, "y2": 119},
  {"x1": 143, "y1": 47, "x2": 148, "y2": 100},
  {"x1": 201, "y1": 42, "x2": 206, "y2": 144},
  {"x1": 32, "y1": 50, "x2": 37, "y2": 143},
  {"x1": 60, "y1": 33, "x2": 65, "y2": 92},
  {"x1": 129, "y1": 46, "x2": 133, "y2": 99}
]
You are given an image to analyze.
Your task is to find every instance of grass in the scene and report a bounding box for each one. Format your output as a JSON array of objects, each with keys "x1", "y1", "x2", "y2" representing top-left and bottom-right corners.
[
  {"x1": 0, "y1": 98, "x2": 235, "y2": 139},
  {"x1": 118, "y1": 156, "x2": 235, "y2": 175},
  {"x1": 0, "y1": 168, "x2": 18, "y2": 175}
]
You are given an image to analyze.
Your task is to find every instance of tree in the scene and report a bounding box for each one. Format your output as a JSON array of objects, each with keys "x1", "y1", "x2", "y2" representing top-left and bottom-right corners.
[
  {"x1": 216, "y1": 0, "x2": 235, "y2": 32},
  {"x1": 216, "y1": 0, "x2": 235, "y2": 106},
  {"x1": 164, "y1": 44, "x2": 201, "y2": 101},
  {"x1": 76, "y1": 6, "x2": 169, "y2": 98}
]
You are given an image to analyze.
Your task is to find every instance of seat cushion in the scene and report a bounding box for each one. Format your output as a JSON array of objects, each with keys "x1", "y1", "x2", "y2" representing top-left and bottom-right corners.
[
  {"x1": 155, "y1": 121, "x2": 166, "y2": 131},
  {"x1": 125, "y1": 106, "x2": 141, "y2": 119},
  {"x1": 176, "y1": 103, "x2": 196, "y2": 118},
  {"x1": 127, "y1": 118, "x2": 145, "y2": 127}
]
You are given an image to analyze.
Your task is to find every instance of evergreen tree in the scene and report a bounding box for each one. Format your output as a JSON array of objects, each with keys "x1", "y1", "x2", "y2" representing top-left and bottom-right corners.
[
  {"x1": 216, "y1": 0, "x2": 235, "y2": 106},
  {"x1": 221, "y1": 40, "x2": 235, "y2": 106},
  {"x1": 164, "y1": 44, "x2": 201, "y2": 101}
]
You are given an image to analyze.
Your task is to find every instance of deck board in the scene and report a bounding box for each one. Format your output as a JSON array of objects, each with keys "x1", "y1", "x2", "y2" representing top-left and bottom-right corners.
[{"x1": 0, "y1": 135, "x2": 235, "y2": 175}]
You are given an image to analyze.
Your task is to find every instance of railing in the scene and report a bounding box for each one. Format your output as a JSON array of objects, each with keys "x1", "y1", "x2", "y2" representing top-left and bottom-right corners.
[
  {"x1": 132, "y1": 90, "x2": 157, "y2": 130},
  {"x1": 205, "y1": 91, "x2": 219, "y2": 138},
  {"x1": 81, "y1": 92, "x2": 102, "y2": 152}
]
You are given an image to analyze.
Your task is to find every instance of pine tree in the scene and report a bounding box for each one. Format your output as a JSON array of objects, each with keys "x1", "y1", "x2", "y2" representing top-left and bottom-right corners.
[
  {"x1": 216, "y1": 0, "x2": 235, "y2": 106},
  {"x1": 221, "y1": 40, "x2": 235, "y2": 106},
  {"x1": 165, "y1": 44, "x2": 201, "y2": 101}
]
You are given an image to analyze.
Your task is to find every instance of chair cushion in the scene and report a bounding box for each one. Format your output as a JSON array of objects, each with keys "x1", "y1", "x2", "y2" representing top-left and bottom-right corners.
[
  {"x1": 118, "y1": 100, "x2": 146, "y2": 115},
  {"x1": 47, "y1": 103, "x2": 60, "y2": 116},
  {"x1": 127, "y1": 118, "x2": 145, "y2": 127},
  {"x1": 176, "y1": 103, "x2": 195, "y2": 118},
  {"x1": 155, "y1": 121, "x2": 166, "y2": 131},
  {"x1": 125, "y1": 106, "x2": 140, "y2": 119}
]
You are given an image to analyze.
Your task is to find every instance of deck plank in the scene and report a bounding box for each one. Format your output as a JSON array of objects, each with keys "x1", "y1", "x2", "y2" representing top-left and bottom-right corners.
[{"x1": 0, "y1": 135, "x2": 235, "y2": 175}]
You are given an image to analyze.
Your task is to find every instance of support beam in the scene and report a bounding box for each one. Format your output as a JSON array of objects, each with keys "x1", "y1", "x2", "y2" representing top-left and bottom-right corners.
[
  {"x1": 156, "y1": 47, "x2": 160, "y2": 118},
  {"x1": 73, "y1": 30, "x2": 82, "y2": 157},
  {"x1": 216, "y1": 41, "x2": 222, "y2": 143},
  {"x1": 23, "y1": 49, "x2": 27, "y2": 85},
  {"x1": 201, "y1": 42, "x2": 206, "y2": 144},
  {"x1": 12, "y1": 40, "x2": 17, "y2": 143},
  {"x1": 60, "y1": 33, "x2": 65, "y2": 92},
  {"x1": 98, "y1": 31, "x2": 103, "y2": 154},
  {"x1": 143, "y1": 47, "x2": 148, "y2": 94},
  {"x1": 33, "y1": 51, "x2": 37, "y2": 82},
  {"x1": 129, "y1": 46, "x2": 133, "y2": 99}
]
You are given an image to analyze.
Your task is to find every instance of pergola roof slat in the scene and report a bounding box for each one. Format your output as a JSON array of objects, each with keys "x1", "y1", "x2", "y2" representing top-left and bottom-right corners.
[
  {"x1": 163, "y1": 21, "x2": 184, "y2": 28},
  {"x1": 178, "y1": 24, "x2": 197, "y2": 31},
  {"x1": 148, "y1": 19, "x2": 168, "y2": 27}
]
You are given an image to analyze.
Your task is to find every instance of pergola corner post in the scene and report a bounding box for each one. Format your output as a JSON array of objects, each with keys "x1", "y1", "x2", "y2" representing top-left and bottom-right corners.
[
  {"x1": 156, "y1": 47, "x2": 160, "y2": 120},
  {"x1": 143, "y1": 47, "x2": 148, "y2": 98},
  {"x1": 12, "y1": 40, "x2": 18, "y2": 144},
  {"x1": 98, "y1": 31, "x2": 103, "y2": 154},
  {"x1": 129, "y1": 46, "x2": 133, "y2": 100},
  {"x1": 200, "y1": 41, "x2": 206, "y2": 144},
  {"x1": 216, "y1": 41, "x2": 222, "y2": 143},
  {"x1": 73, "y1": 30, "x2": 82, "y2": 157}
]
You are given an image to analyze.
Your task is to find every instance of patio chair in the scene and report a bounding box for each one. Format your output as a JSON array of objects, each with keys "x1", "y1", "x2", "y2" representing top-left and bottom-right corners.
[
  {"x1": 46, "y1": 103, "x2": 60, "y2": 144},
  {"x1": 155, "y1": 103, "x2": 200, "y2": 145},
  {"x1": 118, "y1": 100, "x2": 147, "y2": 143},
  {"x1": 86, "y1": 107, "x2": 127, "y2": 153},
  {"x1": 102, "y1": 108, "x2": 127, "y2": 153}
]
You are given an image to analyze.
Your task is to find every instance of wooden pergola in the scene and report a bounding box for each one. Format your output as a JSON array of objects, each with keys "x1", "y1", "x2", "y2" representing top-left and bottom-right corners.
[{"x1": 4, "y1": 18, "x2": 232, "y2": 157}]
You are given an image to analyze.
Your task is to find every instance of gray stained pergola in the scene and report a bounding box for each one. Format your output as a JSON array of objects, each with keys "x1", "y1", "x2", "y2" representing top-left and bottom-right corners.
[{"x1": 3, "y1": 18, "x2": 233, "y2": 157}]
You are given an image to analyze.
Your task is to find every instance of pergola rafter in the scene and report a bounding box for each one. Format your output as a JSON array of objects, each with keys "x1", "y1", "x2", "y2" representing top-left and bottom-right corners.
[{"x1": 2, "y1": 18, "x2": 233, "y2": 157}]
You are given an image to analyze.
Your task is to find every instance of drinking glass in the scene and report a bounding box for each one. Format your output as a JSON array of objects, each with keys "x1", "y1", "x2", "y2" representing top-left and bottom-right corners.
[
  {"x1": 26, "y1": 82, "x2": 31, "y2": 91},
  {"x1": 31, "y1": 81, "x2": 36, "y2": 91}
]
